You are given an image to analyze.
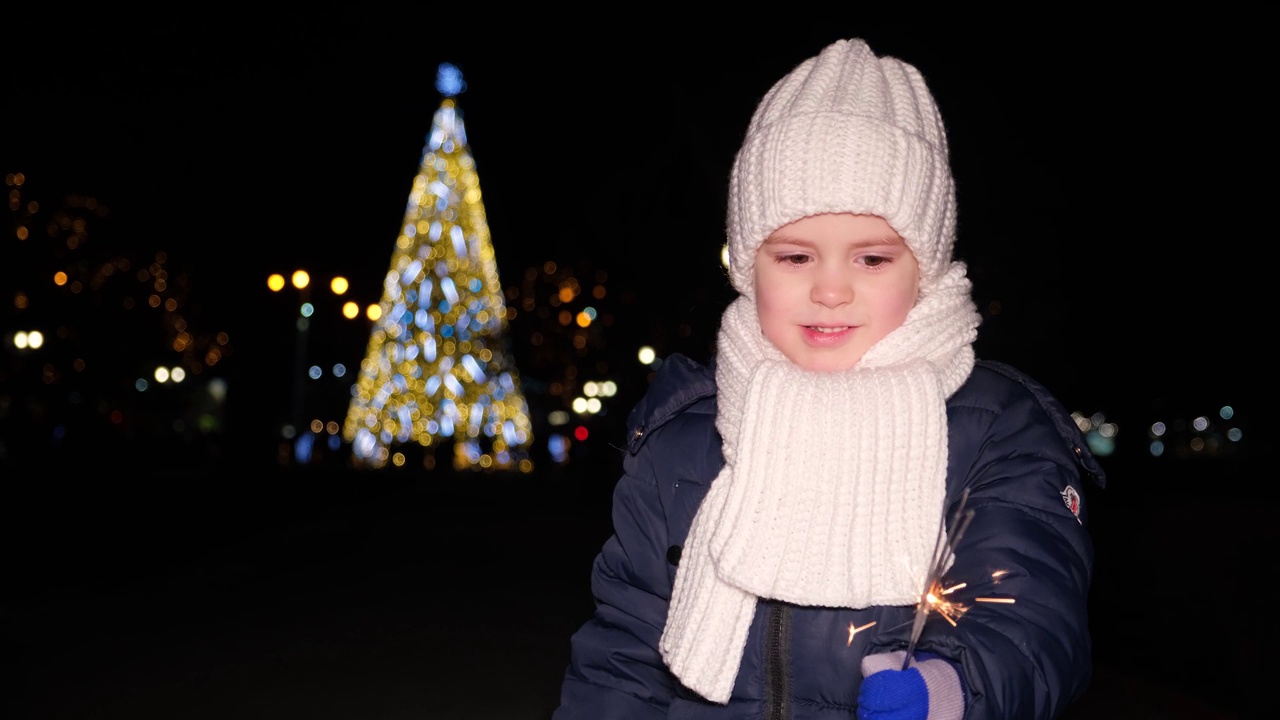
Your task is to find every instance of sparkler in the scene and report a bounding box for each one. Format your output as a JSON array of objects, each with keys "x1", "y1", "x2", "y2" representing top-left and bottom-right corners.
[{"x1": 899, "y1": 488, "x2": 1016, "y2": 670}]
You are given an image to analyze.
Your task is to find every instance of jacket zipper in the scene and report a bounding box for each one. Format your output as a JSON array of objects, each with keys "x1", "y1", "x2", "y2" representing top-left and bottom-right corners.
[{"x1": 765, "y1": 602, "x2": 789, "y2": 720}]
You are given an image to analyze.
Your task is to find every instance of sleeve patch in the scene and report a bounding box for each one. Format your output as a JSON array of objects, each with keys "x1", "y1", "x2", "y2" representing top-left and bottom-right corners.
[{"x1": 1060, "y1": 485, "x2": 1082, "y2": 524}]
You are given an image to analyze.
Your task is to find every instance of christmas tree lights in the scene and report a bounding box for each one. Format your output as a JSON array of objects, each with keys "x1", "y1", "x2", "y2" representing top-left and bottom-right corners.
[{"x1": 343, "y1": 63, "x2": 534, "y2": 472}]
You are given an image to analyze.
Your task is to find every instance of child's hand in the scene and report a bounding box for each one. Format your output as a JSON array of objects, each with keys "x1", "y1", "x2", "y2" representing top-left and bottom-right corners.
[{"x1": 857, "y1": 651, "x2": 963, "y2": 720}]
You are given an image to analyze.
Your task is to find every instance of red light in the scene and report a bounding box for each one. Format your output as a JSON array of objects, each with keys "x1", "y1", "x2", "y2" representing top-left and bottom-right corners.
[{"x1": 573, "y1": 425, "x2": 589, "y2": 442}]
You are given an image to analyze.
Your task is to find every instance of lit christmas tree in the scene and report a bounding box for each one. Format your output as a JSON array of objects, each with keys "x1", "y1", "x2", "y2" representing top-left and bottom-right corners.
[{"x1": 343, "y1": 63, "x2": 534, "y2": 472}]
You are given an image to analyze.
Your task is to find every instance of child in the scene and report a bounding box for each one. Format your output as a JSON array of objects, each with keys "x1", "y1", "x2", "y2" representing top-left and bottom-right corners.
[{"x1": 553, "y1": 37, "x2": 1103, "y2": 720}]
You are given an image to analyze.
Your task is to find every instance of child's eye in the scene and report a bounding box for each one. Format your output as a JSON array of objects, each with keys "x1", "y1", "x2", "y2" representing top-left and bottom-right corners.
[
  {"x1": 860, "y1": 254, "x2": 892, "y2": 268},
  {"x1": 775, "y1": 253, "x2": 811, "y2": 266}
]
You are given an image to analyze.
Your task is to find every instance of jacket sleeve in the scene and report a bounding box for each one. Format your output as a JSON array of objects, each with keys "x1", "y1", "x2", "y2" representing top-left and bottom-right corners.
[
  {"x1": 902, "y1": 378, "x2": 1100, "y2": 720},
  {"x1": 552, "y1": 439, "x2": 677, "y2": 719}
]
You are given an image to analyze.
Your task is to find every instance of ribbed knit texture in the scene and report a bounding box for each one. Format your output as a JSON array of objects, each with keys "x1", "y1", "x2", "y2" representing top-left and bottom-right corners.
[
  {"x1": 659, "y1": 263, "x2": 980, "y2": 703},
  {"x1": 726, "y1": 38, "x2": 955, "y2": 299}
]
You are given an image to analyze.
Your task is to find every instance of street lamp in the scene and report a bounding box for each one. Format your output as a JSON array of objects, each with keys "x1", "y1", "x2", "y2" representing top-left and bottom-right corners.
[
  {"x1": 12, "y1": 330, "x2": 45, "y2": 350},
  {"x1": 267, "y1": 270, "x2": 314, "y2": 457},
  {"x1": 266, "y1": 270, "x2": 361, "y2": 465}
]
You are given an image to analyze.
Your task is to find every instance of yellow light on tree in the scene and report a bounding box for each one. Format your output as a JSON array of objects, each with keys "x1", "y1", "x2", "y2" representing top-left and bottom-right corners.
[{"x1": 343, "y1": 62, "x2": 534, "y2": 473}]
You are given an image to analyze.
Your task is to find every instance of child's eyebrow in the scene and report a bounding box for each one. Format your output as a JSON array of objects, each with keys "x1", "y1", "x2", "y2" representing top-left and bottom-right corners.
[{"x1": 761, "y1": 234, "x2": 905, "y2": 248}]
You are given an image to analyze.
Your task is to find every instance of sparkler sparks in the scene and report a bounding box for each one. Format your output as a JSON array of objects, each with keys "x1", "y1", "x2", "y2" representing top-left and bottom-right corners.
[
  {"x1": 918, "y1": 575, "x2": 1016, "y2": 628},
  {"x1": 899, "y1": 489, "x2": 1017, "y2": 670},
  {"x1": 847, "y1": 621, "x2": 877, "y2": 646}
]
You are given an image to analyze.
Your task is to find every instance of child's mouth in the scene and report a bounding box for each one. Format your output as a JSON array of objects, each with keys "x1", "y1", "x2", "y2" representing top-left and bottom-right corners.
[{"x1": 807, "y1": 326, "x2": 850, "y2": 334}]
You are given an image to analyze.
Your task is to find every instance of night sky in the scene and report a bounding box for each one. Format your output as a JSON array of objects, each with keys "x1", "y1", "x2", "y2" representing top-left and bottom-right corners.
[{"x1": 4, "y1": 14, "x2": 1263, "y2": 437}]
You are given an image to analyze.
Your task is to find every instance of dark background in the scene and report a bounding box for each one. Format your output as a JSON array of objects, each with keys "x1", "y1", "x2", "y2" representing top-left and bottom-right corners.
[
  {"x1": 4, "y1": 15, "x2": 1263, "y2": 406},
  {"x1": 1, "y1": 10, "x2": 1266, "y2": 719}
]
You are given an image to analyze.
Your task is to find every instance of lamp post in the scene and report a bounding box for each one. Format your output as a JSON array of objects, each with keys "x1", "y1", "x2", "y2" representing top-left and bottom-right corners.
[
  {"x1": 267, "y1": 269, "x2": 312, "y2": 460},
  {"x1": 291, "y1": 271, "x2": 312, "y2": 441},
  {"x1": 267, "y1": 270, "x2": 359, "y2": 465}
]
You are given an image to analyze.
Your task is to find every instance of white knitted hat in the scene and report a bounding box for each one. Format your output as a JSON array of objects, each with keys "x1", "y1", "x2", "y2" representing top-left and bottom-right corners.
[{"x1": 726, "y1": 38, "x2": 956, "y2": 298}]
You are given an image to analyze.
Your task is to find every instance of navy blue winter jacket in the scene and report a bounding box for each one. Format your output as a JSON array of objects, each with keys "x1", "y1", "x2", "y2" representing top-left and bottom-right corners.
[{"x1": 554, "y1": 354, "x2": 1104, "y2": 719}]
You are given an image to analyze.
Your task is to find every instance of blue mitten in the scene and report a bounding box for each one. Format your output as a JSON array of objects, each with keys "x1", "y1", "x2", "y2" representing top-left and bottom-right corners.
[{"x1": 857, "y1": 651, "x2": 964, "y2": 720}]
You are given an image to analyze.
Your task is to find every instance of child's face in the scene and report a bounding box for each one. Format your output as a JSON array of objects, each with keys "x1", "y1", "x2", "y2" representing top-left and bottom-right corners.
[{"x1": 753, "y1": 213, "x2": 920, "y2": 373}]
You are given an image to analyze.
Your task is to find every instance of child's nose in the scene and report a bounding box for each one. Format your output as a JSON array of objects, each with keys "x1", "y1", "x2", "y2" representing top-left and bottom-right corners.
[{"x1": 811, "y1": 274, "x2": 853, "y2": 307}]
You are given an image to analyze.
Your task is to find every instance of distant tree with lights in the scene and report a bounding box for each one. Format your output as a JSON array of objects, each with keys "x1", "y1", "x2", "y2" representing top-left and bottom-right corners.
[{"x1": 343, "y1": 63, "x2": 534, "y2": 472}]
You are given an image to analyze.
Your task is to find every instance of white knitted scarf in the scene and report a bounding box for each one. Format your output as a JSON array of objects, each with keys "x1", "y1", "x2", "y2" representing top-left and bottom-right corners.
[{"x1": 659, "y1": 262, "x2": 981, "y2": 704}]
